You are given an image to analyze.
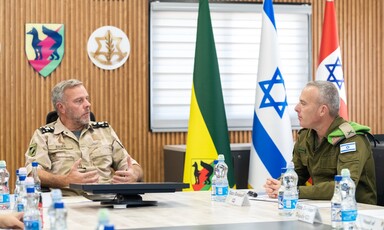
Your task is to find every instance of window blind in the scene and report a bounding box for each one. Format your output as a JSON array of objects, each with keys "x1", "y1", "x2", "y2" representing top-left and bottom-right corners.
[{"x1": 150, "y1": 2, "x2": 312, "y2": 132}]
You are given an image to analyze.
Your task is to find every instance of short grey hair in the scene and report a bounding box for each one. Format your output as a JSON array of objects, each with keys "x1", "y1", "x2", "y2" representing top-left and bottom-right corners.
[
  {"x1": 306, "y1": 81, "x2": 340, "y2": 117},
  {"x1": 51, "y1": 79, "x2": 83, "y2": 111}
]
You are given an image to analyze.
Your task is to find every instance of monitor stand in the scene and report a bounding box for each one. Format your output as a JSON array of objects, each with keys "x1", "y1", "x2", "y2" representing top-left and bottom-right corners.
[{"x1": 100, "y1": 194, "x2": 158, "y2": 208}]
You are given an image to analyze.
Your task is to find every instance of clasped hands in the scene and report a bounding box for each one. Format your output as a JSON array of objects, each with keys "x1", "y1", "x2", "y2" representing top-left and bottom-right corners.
[
  {"x1": 263, "y1": 178, "x2": 281, "y2": 198},
  {"x1": 65, "y1": 157, "x2": 138, "y2": 184}
]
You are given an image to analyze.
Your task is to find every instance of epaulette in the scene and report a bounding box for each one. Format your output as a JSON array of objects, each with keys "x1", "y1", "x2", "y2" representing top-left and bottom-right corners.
[
  {"x1": 91, "y1": 121, "x2": 109, "y2": 128},
  {"x1": 39, "y1": 126, "x2": 54, "y2": 134},
  {"x1": 328, "y1": 122, "x2": 371, "y2": 145}
]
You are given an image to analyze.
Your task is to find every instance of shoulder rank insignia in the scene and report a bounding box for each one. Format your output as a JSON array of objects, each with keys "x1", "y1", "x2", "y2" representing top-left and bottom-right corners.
[
  {"x1": 39, "y1": 126, "x2": 54, "y2": 134},
  {"x1": 92, "y1": 121, "x2": 109, "y2": 128}
]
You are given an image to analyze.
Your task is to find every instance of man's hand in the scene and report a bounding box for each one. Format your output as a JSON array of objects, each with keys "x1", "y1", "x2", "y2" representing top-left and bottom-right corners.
[
  {"x1": 112, "y1": 157, "x2": 140, "y2": 183},
  {"x1": 263, "y1": 178, "x2": 281, "y2": 198},
  {"x1": 64, "y1": 159, "x2": 99, "y2": 185},
  {"x1": 0, "y1": 212, "x2": 24, "y2": 229}
]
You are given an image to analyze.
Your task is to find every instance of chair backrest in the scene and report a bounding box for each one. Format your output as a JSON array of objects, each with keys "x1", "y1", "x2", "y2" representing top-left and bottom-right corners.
[
  {"x1": 46, "y1": 111, "x2": 96, "y2": 124},
  {"x1": 371, "y1": 142, "x2": 384, "y2": 206}
]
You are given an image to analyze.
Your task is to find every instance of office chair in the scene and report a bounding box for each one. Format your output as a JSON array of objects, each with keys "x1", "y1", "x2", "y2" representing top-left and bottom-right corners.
[
  {"x1": 371, "y1": 134, "x2": 384, "y2": 206},
  {"x1": 46, "y1": 111, "x2": 96, "y2": 124}
]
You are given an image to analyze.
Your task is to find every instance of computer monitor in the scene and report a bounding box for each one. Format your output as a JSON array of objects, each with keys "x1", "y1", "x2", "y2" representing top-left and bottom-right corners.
[{"x1": 69, "y1": 182, "x2": 189, "y2": 207}]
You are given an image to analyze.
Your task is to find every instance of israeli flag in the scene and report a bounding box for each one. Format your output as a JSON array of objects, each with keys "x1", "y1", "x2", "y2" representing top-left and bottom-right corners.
[{"x1": 248, "y1": 0, "x2": 293, "y2": 191}]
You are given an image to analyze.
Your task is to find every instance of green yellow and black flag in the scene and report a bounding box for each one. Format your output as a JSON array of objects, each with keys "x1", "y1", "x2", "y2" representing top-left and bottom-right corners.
[{"x1": 183, "y1": 0, "x2": 235, "y2": 191}]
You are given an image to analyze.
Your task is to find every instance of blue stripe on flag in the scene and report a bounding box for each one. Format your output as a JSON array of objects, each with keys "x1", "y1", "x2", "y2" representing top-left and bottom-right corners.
[
  {"x1": 263, "y1": 0, "x2": 276, "y2": 30},
  {"x1": 252, "y1": 111, "x2": 287, "y2": 178}
]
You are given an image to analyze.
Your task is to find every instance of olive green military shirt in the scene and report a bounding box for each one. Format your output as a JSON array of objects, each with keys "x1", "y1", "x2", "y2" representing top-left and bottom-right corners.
[
  {"x1": 25, "y1": 118, "x2": 140, "y2": 186},
  {"x1": 293, "y1": 116, "x2": 377, "y2": 205}
]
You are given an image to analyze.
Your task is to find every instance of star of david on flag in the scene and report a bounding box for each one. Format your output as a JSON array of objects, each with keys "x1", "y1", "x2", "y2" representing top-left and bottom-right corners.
[
  {"x1": 325, "y1": 57, "x2": 344, "y2": 89},
  {"x1": 316, "y1": 0, "x2": 348, "y2": 120},
  {"x1": 248, "y1": 0, "x2": 293, "y2": 191},
  {"x1": 259, "y1": 67, "x2": 288, "y2": 118}
]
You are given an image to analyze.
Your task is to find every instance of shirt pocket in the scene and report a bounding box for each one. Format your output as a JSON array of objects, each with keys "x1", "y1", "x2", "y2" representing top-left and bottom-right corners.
[
  {"x1": 48, "y1": 145, "x2": 74, "y2": 162},
  {"x1": 89, "y1": 144, "x2": 113, "y2": 169},
  {"x1": 48, "y1": 144, "x2": 75, "y2": 171},
  {"x1": 319, "y1": 151, "x2": 338, "y2": 170}
]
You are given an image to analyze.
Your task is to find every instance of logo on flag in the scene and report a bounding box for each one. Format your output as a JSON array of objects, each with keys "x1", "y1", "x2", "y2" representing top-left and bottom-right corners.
[
  {"x1": 189, "y1": 158, "x2": 215, "y2": 191},
  {"x1": 25, "y1": 24, "x2": 64, "y2": 77}
]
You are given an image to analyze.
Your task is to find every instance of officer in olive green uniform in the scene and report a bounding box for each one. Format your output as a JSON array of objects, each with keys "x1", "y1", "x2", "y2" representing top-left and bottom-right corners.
[
  {"x1": 265, "y1": 81, "x2": 377, "y2": 205},
  {"x1": 294, "y1": 116, "x2": 377, "y2": 204},
  {"x1": 25, "y1": 118, "x2": 140, "y2": 185}
]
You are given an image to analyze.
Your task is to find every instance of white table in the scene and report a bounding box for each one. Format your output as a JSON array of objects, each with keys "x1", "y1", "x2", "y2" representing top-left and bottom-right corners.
[{"x1": 49, "y1": 191, "x2": 383, "y2": 229}]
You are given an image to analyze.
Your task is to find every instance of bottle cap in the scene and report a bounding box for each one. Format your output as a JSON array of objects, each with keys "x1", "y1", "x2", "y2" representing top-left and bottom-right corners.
[
  {"x1": 334, "y1": 175, "x2": 342, "y2": 181},
  {"x1": 26, "y1": 186, "x2": 35, "y2": 193},
  {"x1": 341, "y1": 168, "x2": 350, "y2": 177},
  {"x1": 103, "y1": 224, "x2": 115, "y2": 230},
  {"x1": 0, "y1": 160, "x2": 6, "y2": 167},
  {"x1": 32, "y1": 162, "x2": 39, "y2": 167},
  {"x1": 218, "y1": 154, "x2": 225, "y2": 161},
  {"x1": 54, "y1": 202, "x2": 64, "y2": 209}
]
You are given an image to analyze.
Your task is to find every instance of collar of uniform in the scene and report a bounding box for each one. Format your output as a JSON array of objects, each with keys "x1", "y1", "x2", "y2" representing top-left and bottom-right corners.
[
  {"x1": 324, "y1": 116, "x2": 346, "y2": 139},
  {"x1": 304, "y1": 116, "x2": 345, "y2": 148},
  {"x1": 324, "y1": 116, "x2": 347, "y2": 146},
  {"x1": 53, "y1": 118, "x2": 93, "y2": 134}
]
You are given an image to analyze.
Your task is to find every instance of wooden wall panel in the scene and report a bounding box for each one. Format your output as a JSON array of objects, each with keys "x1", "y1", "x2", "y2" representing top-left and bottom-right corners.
[{"x1": 0, "y1": 0, "x2": 383, "y2": 191}]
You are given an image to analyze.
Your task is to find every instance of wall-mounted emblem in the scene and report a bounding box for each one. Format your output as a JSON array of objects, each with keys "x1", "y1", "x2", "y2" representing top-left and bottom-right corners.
[
  {"x1": 25, "y1": 24, "x2": 64, "y2": 77},
  {"x1": 87, "y1": 26, "x2": 130, "y2": 70}
]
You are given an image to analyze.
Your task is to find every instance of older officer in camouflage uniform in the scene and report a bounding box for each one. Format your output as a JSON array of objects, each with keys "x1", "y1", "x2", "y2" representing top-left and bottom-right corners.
[
  {"x1": 264, "y1": 81, "x2": 377, "y2": 205},
  {"x1": 25, "y1": 79, "x2": 143, "y2": 192}
]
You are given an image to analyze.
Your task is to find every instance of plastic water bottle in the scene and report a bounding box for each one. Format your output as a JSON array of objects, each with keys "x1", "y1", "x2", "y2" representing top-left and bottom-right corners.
[
  {"x1": 278, "y1": 167, "x2": 287, "y2": 216},
  {"x1": 211, "y1": 160, "x2": 218, "y2": 201},
  {"x1": 48, "y1": 189, "x2": 63, "y2": 230},
  {"x1": 281, "y1": 161, "x2": 298, "y2": 217},
  {"x1": 31, "y1": 162, "x2": 41, "y2": 193},
  {"x1": 96, "y1": 208, "x2": 110, "y2": 230},
  {"x1": 0, "y1": 160, "x2": 10, "y2": 209},
  {"x1": 14, "y1": 167, "x2": 27, "y2": 212},
  {"x1": 53, "y1": 202, "x2": 67, "y2": 230},
  {"x1": 340, "y1": 168, "x2": 357, "y2": 229},
  {"x1": 213, "y1": 154, "x2": 229, "y2": 202},
  {"x1": 14, "y1": 169, "x2": 20, "y2": 201},
  {"x1": 24, "y1": 177, "x2": 42, "y2": 230},
  {"x1": 331, "y1": 175, "x2": 343, "y2": 229}
]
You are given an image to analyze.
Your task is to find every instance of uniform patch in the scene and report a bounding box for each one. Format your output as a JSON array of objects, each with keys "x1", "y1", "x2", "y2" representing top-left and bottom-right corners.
[
  {"x1": 340, "y1": 142, "x2": 356, "y2": 154},
  {"x1": 28, "y1": 143, "x2": 37, "y2": 157}
]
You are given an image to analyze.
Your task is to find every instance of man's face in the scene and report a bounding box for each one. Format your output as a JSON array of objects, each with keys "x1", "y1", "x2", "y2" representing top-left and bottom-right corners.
[
  {"x1": 61, "y1": 85, "x2": 91, "y2": 125},
  {"x1": 294, "y1": 86, "x2": 323, "y2": 129}
]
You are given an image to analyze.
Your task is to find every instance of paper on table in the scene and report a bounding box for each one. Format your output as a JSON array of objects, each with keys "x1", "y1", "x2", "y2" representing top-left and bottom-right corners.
[
  {"x1": 249, "y1": 194, "x2": 278, "y2": 203},
  {"x1": 250, "y1": 194, "x2": 310, "y2": 203},
  {"x1": 302, "y1": 201, "x2": 330, "y2": 208},
  {"x1": 358, "y1": 209, "x2": 384, "y2": 218}
]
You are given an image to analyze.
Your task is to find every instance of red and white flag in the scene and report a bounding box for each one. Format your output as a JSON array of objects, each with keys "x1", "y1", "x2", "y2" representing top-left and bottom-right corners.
[{"x1": 315, "y1": 0, "x2": 348, "y2": 120}]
